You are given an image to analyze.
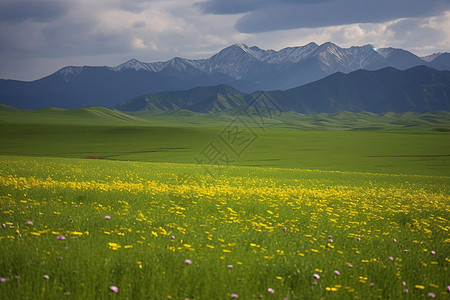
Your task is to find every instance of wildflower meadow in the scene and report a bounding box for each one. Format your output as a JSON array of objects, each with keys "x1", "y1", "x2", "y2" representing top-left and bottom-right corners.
[{"x1": 0, "y1": 155, "x2": 449, "y2": 299}]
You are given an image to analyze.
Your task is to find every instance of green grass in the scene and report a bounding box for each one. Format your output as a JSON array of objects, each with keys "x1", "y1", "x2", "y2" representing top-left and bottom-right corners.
[
  {"x1": 0, "y1": 156, "x2": 449, "y2": 299},
  {"x1": 1, "y1": 106, "x2": 450, "y2": 130},
  {"x1": 1, "y1": 108, "x2": 449, "y2": 176},
  {"x1": 0, "y1": 108, "x2": 449, "y2": 299}
]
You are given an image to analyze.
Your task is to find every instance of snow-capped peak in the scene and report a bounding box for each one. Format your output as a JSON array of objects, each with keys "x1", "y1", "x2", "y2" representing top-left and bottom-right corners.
[
  {"x1": 113, "y1": 59, "x2": 151, "y2": 71},
  {"x1": 66, "y1": 42, "x2": 442, "y2": 84},
  {"x1": 421, "y1": 53, "x2": 443, "y2": 62},
  {"x1": 56, "y1": 66, "x2": 84, "y2": 81},
  {"x1": 235, "y1": 43, "x2": 248, "y2": 50},
  {"x1": 237, "y1": 44, "x2": 267, "y2": 60}
]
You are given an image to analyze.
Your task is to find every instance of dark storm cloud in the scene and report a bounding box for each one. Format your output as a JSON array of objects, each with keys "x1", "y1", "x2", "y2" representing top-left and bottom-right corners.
[
  {"x1": 0, "y1": 0, "x2": 71, "y2": 23},
  {"x1": 196, "y1": 0, "x2": 329, "y2": 15},
  {"x1": 197, "y1": 0, "x2": 450, "y2": 33},
  {"x1": 1, "y1": 0, "x2": 449, "y2": 81}
]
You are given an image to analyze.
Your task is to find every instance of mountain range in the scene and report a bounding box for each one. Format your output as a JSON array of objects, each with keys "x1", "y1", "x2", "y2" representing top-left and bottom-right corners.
[
  {"x1": 1, "y1": 42, "x2": 449, "y2": 109},
  {"x1": 115, "y1": 66, "x2": 450, "y2": 114}
]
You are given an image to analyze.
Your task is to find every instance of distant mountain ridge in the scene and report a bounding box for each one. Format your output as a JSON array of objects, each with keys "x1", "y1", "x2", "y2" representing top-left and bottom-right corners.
[
  {"x1": 114, "y1": 66, "x2": 450, "y2": 114},
  {"x1": 1, "y1": 42, "x2": 449, "y2": 109}
]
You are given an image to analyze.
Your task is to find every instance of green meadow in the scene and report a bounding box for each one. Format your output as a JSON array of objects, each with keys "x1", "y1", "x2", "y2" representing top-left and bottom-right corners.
[
  {"x1": 0, "y1": 107, "x2": 449, "y2": 299},
  {"x1": 1, "y1": 107, "x2": 450, "y2": 176}
]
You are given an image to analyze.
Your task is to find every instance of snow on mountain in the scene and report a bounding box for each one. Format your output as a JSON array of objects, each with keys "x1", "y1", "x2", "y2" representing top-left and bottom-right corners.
[
  {"x1": 53, "y1": 42, "x2": 448, "y2": 85},
  {"x1": 144, "y1": 61, "x2": 168, "y2": 72},
  {"x1": 116, "y1": 42, "x2": 407, "y2": 79},
  {"x1": 161, "y1": 57, "x2": 206, "y2": 73},
  {"x1": 234, "y1": 43, "x2": 267, "y2": 60},
  {"x1": 3, "y1": 42, "x2": 449, "y2": 110},
  {"x1": 55, "y1": 66, "x2": 84, "y2": 81},
  {"x1": 343, "y1": 45, "x2": 380, "y2": 69},
  {"x1": 261, "y1": 42, "x2": 319, "y2": 64},
  {"x1": 373, "y1": 47, "x2": 394, "y2": 58},
  {"x1": 421, "y1": 53, "x2": 443, "y2": 62},
  {"x1": 113, "y1": 42, "x2": 389, "y2": 79},
  {"x1": 113, "y1": 59, "x2": 152, "y2": 71},
  {"x1": 204, "y1": 44, "x2": 265, "y2": 79}
]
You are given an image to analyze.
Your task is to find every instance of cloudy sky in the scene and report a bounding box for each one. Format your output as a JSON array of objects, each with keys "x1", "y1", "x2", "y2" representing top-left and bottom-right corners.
[{"x1": 1, "y1": 0, "x2": 450, "y2": 81}]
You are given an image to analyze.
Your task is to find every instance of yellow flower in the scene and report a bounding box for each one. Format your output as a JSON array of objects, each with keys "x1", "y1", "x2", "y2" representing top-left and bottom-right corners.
[
  {"x1": 108, "y1": 242, "x2": 121, "y2": 250},
  {"x1": 415, "y1": 285, "x2": 425, "y2": 289}
]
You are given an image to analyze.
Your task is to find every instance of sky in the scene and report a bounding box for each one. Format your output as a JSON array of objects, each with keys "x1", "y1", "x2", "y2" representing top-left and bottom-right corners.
[{"x1": 1, "y1": 0, "x2": 450, "y2": 81}]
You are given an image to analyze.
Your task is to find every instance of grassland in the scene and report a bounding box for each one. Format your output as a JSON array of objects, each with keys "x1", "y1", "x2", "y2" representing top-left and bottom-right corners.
[
  {"x1": 1, "y1": 107, "x2": 450, "y2": 176},
  {"x1": 0, "y1": 156, "x2": 449, "y2": 299},
  {"x1": 0, "y1": 107, "x2": 449, "y2": 299}
]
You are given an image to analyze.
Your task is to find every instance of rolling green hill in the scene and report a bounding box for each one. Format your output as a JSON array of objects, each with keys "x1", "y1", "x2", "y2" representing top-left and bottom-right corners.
[
  {"x1": 1, "y1": 106, "x2": 450, "y2": 131},
  {"x1": 114, "y1": 66, "x2": 450, "y2": 114},
  {"x1": 115, "y1": 84, "x2": 244, "y2": 112},
  {"x1": 0, "y1": 107, "x2": 449, "y2": 176},
  {"x1": 0, "y1": 106, "x2": 144, "y2": 125}
]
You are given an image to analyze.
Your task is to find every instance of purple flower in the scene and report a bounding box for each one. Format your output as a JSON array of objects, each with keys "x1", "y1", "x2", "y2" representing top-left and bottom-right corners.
[
  {"x1": 267, "y1": 288, "x2": 275, "y2": 294},
  {"x1": 14, "y1": 275, "x2": 20, "y2": 280},
  {"x1": 64, "y1": 292, "x2": 71, "y2": 296},
  {"x1": 313, "y1": 280, "x2": 318, "y2": 286},
  {"x1": 0, "y1": 277, "x2": 9, "y2": 282},
  {"x1": 404, "y1": 289, "x2": 409, "y2": 294},
  {"x1": 447, "y1": 286, "x2": 450, "y2": 292},
  {"x1": 283, "y1": 227, "x2": 287, "y2": 231},
  {"x1": 393, "y1": 239, "x2": 397, "y2": 243},
  {"x1": 402, "y1": 281, "x2": 406, "y2": 287},
  {"x1": 230, "y1": 294, "x2": 239, "y2": 298},
  {"x1": 328, "y1": 239, "x2": 333, "y2": 243},
  {"x1": 171, "y1": 235, "x2": 175, "y2": 240},
  {"x1": 104, "y1": 216, "x2": 111, "y2": 220},
  {"x1": 334, "y1": 270, "x2": 340, "y2": 276},
  {"x1": 57, "y1": 235, "x2": 66, "y2": 240},
  {"x1": 428, "y1": 293, "x2": 436, "y2": 298},
  {"x1": 2, "y1": 223, "x2": 5, "y2": 228},
  {"x1": 404, "y1": 249, "x2": 408, "y2": 253},
  {"x1": 26, "y1": 221, "x2": 33, "y2": 225},
  {"x1": 347, "y1": 264, "x2": 353, "y2": 268},
  {"x1": 389, "y1": 256, "x2": 394, "y2": 261},
  {"x1": 184, "y1": 259, "x2": 192, "y2": 265},
  {"x1": 227, "y1": 265, "x2": 233, "y2": 269},
  {"x1": 313, "y1": 274, "x2": 320, "y2": 280},
  {"x1": 110, "y1": 286, "x2": 119, "y2": 293},
  {"x1": 328, "y1": 235, "x2": 333, "y2": 239},
  {"x1": 431, "y1": 250, "x2": 436, "y2": 255},
  {"x1": 357, "y1": 237, "x2": 361, "y2": 241},
  {"x1": 43, "y1": 275, "x2": 49, "y2": 279},
  {"x1": 370, "y1": 283, "x2": 375, "y2": 287}
]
